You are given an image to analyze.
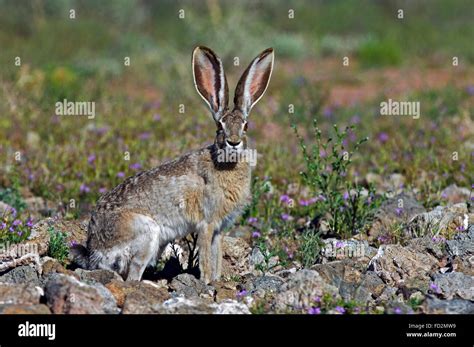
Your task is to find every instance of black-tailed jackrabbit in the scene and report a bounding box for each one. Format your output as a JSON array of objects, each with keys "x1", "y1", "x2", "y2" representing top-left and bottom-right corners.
[{"x1": 72, "y1": 46, "x2": 274, "y2": 283}]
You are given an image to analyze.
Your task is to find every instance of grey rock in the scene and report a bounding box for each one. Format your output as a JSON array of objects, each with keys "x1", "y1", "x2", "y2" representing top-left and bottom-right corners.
[
  {"x1": 407, "y1": 235, "x2": 447, "y2": 259},
  {"x1": 424, "y1": 296, "x2": 474, "y2": 314},
  {"x1": 376, "y1": 286, "x2": 398, "y2": 303},
  {"x1": 406, "y1": 203, "x2": 468, "y2": 238},
  {"x1": 0, "y1": 282, "x2": 43, "y2": 305},
  {"x1": 213, "y1": 300, "x2": 251, "y2": 314},
  {"x1": 44, "y1": 273, "x2": 119, "y2": 314},
  {"x1": 359, "y1": 271, "x2": 386, "y2": 299},
  {"x1": 169, "y1": 273, "x2": 214, "y2": 298},
  {"x1": 339, "y1": 281, "x2": 372, "y2": 303},
  {"x1": 91, "y1": 282, "x2": 121, "y2": 314},
  {"x1": 249, "y1": 247, "x2": 265, "y2": 267},
  {"x1": 159, "y1": 297, "x2": 250, "y2": 314},
  {"x1": 124, "y1": 296, "x2": 250, "y2": 314},
  {"x1": 0, "y1": 265, "x2": 41, "y2": 286},
  {"x1": 385, "y1": 302, "x2": 415, "y2": 314},
  {"x1": 274, "y1": 267, "x2": 297, "y2": 278},
  {"x1": 440, "y1": 184, "x2": 471, "y2": 204},
  {"x1": 0, "y1": 304, "x2": 51, "y2": 314},
  {"x1": 431, "y1": 272, "x2": 474, "y2": 300},
  {"x1": 252, "y1": 275, "x2": 284, "y2": 293},
  {"x1": 313, "y1": 261, "x2": 383, "y2": 303},
  {"x1": 367, "y1": 193, "x2": 426, "y2": 241},
  {"x1": 241, "y1": 274, "x2": 284, "y2": 296},
  {"x1": 368, "y1": 244, "x2": 438, "y2": 289},
  {"x1": 119, "y1": 281, "x2": 171, "y2": 313},
  {"x1": 446, "y1": 225, "x2": 474, "y2": 257},
  {"x1": 275, "y1": 269, "x2": 339, "y2": 311},
  {"x1": 74, "y1": 268, "x2": 123, "y2": 285},
  {"x1": 222, "y1": 236, "x2": 251, "y2": 276}
]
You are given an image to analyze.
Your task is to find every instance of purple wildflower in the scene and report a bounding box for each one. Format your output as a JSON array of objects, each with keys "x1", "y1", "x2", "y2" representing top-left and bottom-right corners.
[
  {"x1": 281, "y1": 213, "x2": 291, "y2": 221},
  {"x1": 236, "y1": 289, "x2": 248, "y2": 298},
  {"x1": 308, "y1": 307, "x2": 321, "y2": 314},
  {"x1": 117, "y1": 172, "x2": 125, "y2": 178},
  {"x1": 335, "y1": 241, "x2": 344, "y2": 248},
  {"x1": 26, "y1": 219, "x2": 34, "y2": 228},
  {"x1": 299, "y1": 199, "x2": 309, "y2": 207},
  {"x1": 87, "y1": 154, "x2": 96, "y2": 165},
  {"x1": 299, "y1": 197, "x2": 318, "y2": 207},
  {"x1": 335, "y1": 306, "x2": 346, "y2": 314},
  {"x1": 96, "y1": 127, "x2": 109, "y2": 136},
  {"x1": 377, "y1": 132, "x2": 389, "y2": 143},
  {"x1": 138, "y1": 132, "x2": 151, "y2": 140},
  {"x1": 280, "y1": 194, "x2": 291, "y2": 204},
  {"x1": 394, "y1": 307, "x2": 402, "y2": 314},
  {"x1": 395, "y1": 207, "x2": 403, "y2": 216},
  {"x1": 129, "y1": 163, "x2": 142, "y2": 171},
  {"x1": 252, "y1": 231, "x2": 261, "y2": 238},
  {"x1": 430, "y1": 283, "x2": 441, "y2": 294},
  {"x1": 466, "y1": 85, "x2": 474, "y2": 96},
  {"x1": 99, "y1": 187, "x2": 107, "y2": 194},
  {"x1": 79, "y1": 183, "x2": 90, "y2": 193},
  {"x1": 323, "y1": 107, "x2": 333, "y2": 118},
  {"x1": 12, "y1": 219, "x2": 22, "y2": 226},
  {"x1": 351, "y1": 114, "x2": 361, "y2": 124},
  {"x1": 153, "y1": 113, "x2": 161, "y2": 121},
  {"x1": 247, "y1": 217, "x2": 258, "y2": 224}
]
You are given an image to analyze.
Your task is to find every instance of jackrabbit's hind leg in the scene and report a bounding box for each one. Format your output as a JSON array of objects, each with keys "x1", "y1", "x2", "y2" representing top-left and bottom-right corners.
[
  {"x1": 211, "y1": 230, "x2": 223, "y2": 282},
  {"x1": 125, "y1": 214, "x2": 161, "y2": 281}
]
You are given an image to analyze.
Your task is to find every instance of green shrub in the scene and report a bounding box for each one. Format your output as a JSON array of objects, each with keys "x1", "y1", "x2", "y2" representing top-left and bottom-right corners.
[
  {"x1": 292, "y1": 118, "x2": 381, "y2": 239},
  {"x1": 357, "y1": 38, "x2": 402, "y2": 67},
  {"x1": 47, "y1": 226, "x2": 69, "y2": 265},
  {"x1": 298, "y1": 229, "x2": 322, "y2": 267}
]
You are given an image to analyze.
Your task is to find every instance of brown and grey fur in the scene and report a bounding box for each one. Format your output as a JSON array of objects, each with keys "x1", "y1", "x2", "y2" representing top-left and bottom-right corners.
[{"x1": 72, "y1": 46, "x2": 274, "y2": 283}]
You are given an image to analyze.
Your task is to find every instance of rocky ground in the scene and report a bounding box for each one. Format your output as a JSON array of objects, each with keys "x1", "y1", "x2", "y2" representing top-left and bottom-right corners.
[{"x1": 0, "y1": 188, "x2": 473, "y2": 314}]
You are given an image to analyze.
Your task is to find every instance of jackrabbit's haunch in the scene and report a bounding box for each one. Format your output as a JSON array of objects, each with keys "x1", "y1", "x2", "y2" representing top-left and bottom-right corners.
[{"x1": 72, "y1": 46, "x2": 274, "y2": 283}]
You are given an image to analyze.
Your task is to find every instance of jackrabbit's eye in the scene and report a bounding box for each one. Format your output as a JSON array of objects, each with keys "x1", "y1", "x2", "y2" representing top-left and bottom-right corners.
[{"x1": 243, "y1": 122, "x2": 248, "y2": 132}]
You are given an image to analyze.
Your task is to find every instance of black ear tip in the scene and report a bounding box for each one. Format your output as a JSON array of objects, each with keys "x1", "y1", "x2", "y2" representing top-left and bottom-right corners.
[
  {"x1": 194, "y1": 45, "x2": 216, "y2": 54},
  {"x1": 259, "y1": 48, "x2": 274, "y2": 59}
]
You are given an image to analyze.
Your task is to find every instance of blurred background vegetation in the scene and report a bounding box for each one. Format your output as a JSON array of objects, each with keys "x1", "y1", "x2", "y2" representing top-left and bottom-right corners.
[{"x1": 0, "y1": 0, "x2": 472, "y2": 215}]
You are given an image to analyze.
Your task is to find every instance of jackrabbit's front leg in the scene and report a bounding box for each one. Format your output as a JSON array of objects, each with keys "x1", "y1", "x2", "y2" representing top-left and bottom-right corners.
[
  {"x1": 198, "y1": 224, "x2": 214, "y2": 284},
  {"x1": 211, "y1": 230, "x2": 223, "y2": 281}
]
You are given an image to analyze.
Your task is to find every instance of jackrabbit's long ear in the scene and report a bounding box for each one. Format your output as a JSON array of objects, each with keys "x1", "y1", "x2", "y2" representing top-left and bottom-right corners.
[
  {"x1": 192, "y1": 46, "x2": 229, "y2": 120},
  {"x1": 234, "y1": 48, "x2": 274, "y2": 117}
]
